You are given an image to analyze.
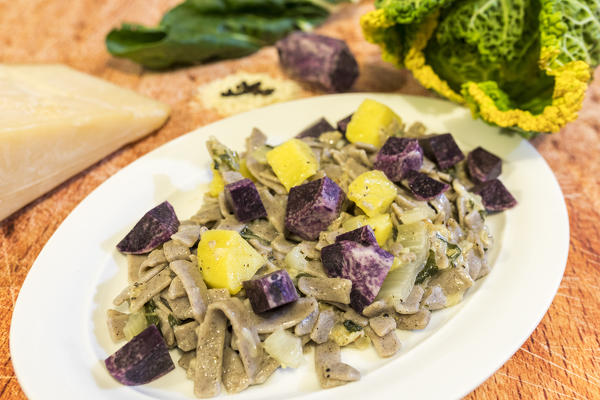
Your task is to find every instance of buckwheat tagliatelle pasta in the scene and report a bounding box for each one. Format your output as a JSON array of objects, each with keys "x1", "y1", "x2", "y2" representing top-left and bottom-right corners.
[{"x1": 104, "y1": 98, "x2": 516, "y2": 397}]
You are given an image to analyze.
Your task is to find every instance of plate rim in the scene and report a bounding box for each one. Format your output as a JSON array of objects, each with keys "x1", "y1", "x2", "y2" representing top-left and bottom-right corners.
[{"x1": 10, "y1": 93, "x2": 570, "y2": 400}]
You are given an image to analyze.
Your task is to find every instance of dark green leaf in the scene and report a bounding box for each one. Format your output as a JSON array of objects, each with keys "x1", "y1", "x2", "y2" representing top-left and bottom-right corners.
[
  {"x1": 343, "y1": 320, "x2": 363, "y2": 332},
  {"x1": 143, "y1": 300, "x2": 157, "y2": 313},
  {"x1": 146, "y1": 314, "x2": 161, "y2": 327},
  {"x1": 217, "y1": 150, "x2": 240, "y2": 171},
  {"x1": 478, "y1": 209, "x2": 487, "y2": 220},
  {"x1": 240, "y1": 227, "x2": 270, "y2": 245},
  {"x1": 415, "y1": 250, "x2": 438, "y2": 284},
  {"x1": 105, "y1": 0, "x2": 337, "y2": 69},
  {"x1": 435, "y1": 233, "x2": 461, "y2": 266},
  {"x1": 168, "y1": 314, "x2": 182, "y2": 327}
]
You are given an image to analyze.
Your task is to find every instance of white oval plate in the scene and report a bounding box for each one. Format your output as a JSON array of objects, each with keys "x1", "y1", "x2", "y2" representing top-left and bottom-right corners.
[{"x1": 11, "y1": 94, "x2": 569, "y2": 400}]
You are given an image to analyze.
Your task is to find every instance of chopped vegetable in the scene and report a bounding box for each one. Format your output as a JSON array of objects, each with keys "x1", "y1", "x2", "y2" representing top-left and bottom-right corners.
[
  {"x1": 208, "y1": 166, "x2": 225, "y2": 197},
  {"x1": 284, "y1": 245, "x2": 309, "y2": 273},
  {"x1": 348, "y1": 170, "x2": 397, "y2": 217},
  {"x1": 378, "y1": 221, "x2": 430, "y2": 301},
  {"x1": 225, "y1": 178, "x2": 267, "y2": 222},
  {"x1": 266, "y1": 138, "x2": 318, "y2": 192},
  {"x1": 116, "y1": 201, "x2": 179, "y2": 254},
  {"x1": 263, "y1": 328, "x2": 303, "y2": 368},
  {"x1": 398, "y1": 204, "x2": 436, "y2": 224},
  {"x1": 243, "y1": 269, "x2": 299, "y2": 313},
  {"x1": 285, "y1": 177, "x2": 345, "y2": 240},
  {"x1": 419, "y1": 134, "x2": 465, "y2": 170},
  {"x1": 330, "y1": 323, "x2": 364, "y2": 346},
  {"x1": 403, "y1": 171, "x2": 449, "y2": 201},
  {"x1": 471, "y1": 179, "x2": 517, "y2": 211},
  {"x1": 106, "y1": 0, "x2": 336, "y2": 69},
  {"x1": 296, "y1": 117, "x2": 335, "y2": 139},
  {"x1": 276, "y1": 32, "x2": 359, "y2": 92},
  {"x1": 336, "y1": 225, "x2": 378, "y2": 247},
  {"x1": 345, "y1": 99, "x2": 402, "y2": 147},
  {"x1": 321, "y1": 240, "x2": 394, "y2": 312},
  {"x1": 415, "y1": 250, "x2": 438, "y2": 285},
  {"x1": 374, "y1": 137, "x2": 423, "y2": 181},
  {"x1": 467, "y1": 147, "x2": 502, "y2": 184},
  {"x1": 436, "y1": 233, "x2": 462, "y2": 267},
  {"x1": 239, "y1": 227, "x2": 270, "y2": 245},
  {"x1": 105, "y1": 325, "x2": 175, "y2": 386},
  {"x1": 197, "y1": 229, "x2": 265, "y2": 294},
  {"x1": 343, "y1": 320, "x2": 363, "y2": 333},
  {"x1": 123, "y1": 310, "x2": 148, "y2": 341},
  {"x1": 336, "y1": 114, "x2": 353, "y2": 135},
  {"x1": 341, "y1": 214, "x2": 393, "y2": 246},
  {"x1": 361, "y1": 0, "x2": 599, "y2": 135}
]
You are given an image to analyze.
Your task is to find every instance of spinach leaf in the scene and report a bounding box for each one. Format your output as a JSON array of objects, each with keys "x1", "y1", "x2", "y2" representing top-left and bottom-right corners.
[
  {"x1": 343, "y1": 320, "x2": 363, "y2": 332},
  {"x1": 240, "y1": 227, "x2": 270, "y2": 245},
  {"x1": 168, "y1": 314, "x2": 182, "y2": 327},
  {"x1": 435, "y1": 233, "x2": 462, "y2": 266},
  {"x1": 106, "y1": 0, "x2": 338, "y2": 69},
  {"x1": 415, "y1": 250, "x2": 438, "y2": 285}
]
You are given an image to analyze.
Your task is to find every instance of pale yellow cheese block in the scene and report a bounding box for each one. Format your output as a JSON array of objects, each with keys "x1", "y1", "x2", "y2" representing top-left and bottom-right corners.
[{"x1": 0, "y1": 64, "x2": 171, "y2": 220}]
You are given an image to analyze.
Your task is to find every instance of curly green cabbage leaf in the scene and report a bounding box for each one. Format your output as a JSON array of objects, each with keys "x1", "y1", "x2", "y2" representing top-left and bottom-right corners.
[{"x1": 362, "y1": 0, "x2": 599, "y2": 135}]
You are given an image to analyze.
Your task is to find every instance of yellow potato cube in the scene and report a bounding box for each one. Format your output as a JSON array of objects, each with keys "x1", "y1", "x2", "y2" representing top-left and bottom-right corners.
[
  {"x1": 208, "y1": 167, "x2": 225, "y2": 197},
  {"x1": 209, "y1": 159, "x2": 253, "y2": 197},
  {"x1": 346, "y1": 99, "x2": 403, "y2": 147},
  {"x1": 348, "y1": 170, "x2": 397, "y2": 217},
  {"x1": 239, "y1": 158, "x2": 254, "y2": 180},
  {"x1": 266, "y1": 139, "x2": 318, "y2": 191},
  {"x1": 342, "y1": 214, "x2": 393, "y2": 246},
  {"x1": 197, "y1": 230, "x2": 265, "y2": 294},
  {"x1": 390, "y1": 257, "x2": 402, "y2": 272}
]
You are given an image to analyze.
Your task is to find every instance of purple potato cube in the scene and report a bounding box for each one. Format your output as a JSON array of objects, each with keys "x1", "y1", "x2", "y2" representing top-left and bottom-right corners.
[
  {"x1": 419, "y1": 133, "x2": 465, "y2": 170},
  {"x1": 403, "y1": 171, "x2": 450, "y2": 201},
  {"x1": 471, "y1": 179, "x2": 517, "y2": 212},
  {"x1": 337, "y1": 114, "x2": 353, "y2": 135},
  {"x1": 225, "y1": 178, "x2": 267, "y2": 222},
  {"x1": 321, "y1": 241, "x2": 394, "y2": 312},
  {"x1": 285, "y1": 177, "x2": 346, "y2": 240},
  {"x1": 296, "y1": 117, "x2": 335, "y2": 139},
  {"x1": 467, "y1": 147, "x2": 502, "y2": 184},
  {"x1": 243, "y1": 270, "x2": 299, "y2": 313},
  {"x1": 117, "y1": 201, "x2": 180, "y2": 254},
  {"x1": 276, "y1": 32, "x2": 359, "y2": 92},
  {"x1": 374, "y1": 137, "x2": 423, "y2": 182},
  {"x1": 105, "y1": 325, "x2": 175, "y2": 386},
  {"x1": 335, "y1": 225, "x2": 378, "y2": 247}
]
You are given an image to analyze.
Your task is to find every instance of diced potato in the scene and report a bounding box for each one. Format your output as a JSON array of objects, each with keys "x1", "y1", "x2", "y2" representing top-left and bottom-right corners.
[
  {"x1": 348, "y1": 170, "x2": 397, "y2": 217},
  {"x1": 368, "y1": 214, "x2": 394, "y2": 246},
  {"x1": 238, "y1": 158, "x2": 254, "y2": 180},
  {"x1": 389, "y1": 256, "x2": 402, "y2": 272},
  {"x1": 197, "y1": 230, "x2": 265, "y2": 294},
  {"x1": 346, "y1": 99, "x2": 402, "y2": 147},
  {"x1": 208, "y1": 166, "x2": 225, "y2": 197},
  {"x1": 342, "y1": 214, "x2": 393, "y2": 246},
  {"x1": 266, "y1": 139, "x2": 318, "y2": 191}
]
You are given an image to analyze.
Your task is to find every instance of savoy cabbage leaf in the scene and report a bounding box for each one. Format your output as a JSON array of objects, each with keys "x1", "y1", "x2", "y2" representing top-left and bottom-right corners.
[{"x1": 362, "y1": 0, "x2": 600, "y2": 135}]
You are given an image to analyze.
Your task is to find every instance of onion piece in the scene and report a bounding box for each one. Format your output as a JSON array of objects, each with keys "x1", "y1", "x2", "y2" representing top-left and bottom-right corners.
[{"x1": 263, "y1": 328, "x2": 303, "y2": 368}]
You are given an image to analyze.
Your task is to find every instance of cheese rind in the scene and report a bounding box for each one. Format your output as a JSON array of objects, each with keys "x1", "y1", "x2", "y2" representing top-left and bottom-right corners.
[{"x1": 0, "y1": 65, "x2": 171, "y2": 220}]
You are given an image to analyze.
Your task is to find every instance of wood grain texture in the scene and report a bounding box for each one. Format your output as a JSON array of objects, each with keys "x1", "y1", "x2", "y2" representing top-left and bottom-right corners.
[{"x1": 1, "y1": 1, "x2": 599, "y2": 399}]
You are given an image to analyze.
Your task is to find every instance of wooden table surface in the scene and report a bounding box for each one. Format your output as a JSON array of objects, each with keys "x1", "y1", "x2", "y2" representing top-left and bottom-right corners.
[{"x1": 1, "y1": 1, "x2": 599, "y2": 399}]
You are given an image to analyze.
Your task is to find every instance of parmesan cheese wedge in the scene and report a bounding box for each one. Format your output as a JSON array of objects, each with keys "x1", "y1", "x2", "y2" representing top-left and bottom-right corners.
[{"x1": 0, "y1": 64, "x2": 171, "y2": 221}]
